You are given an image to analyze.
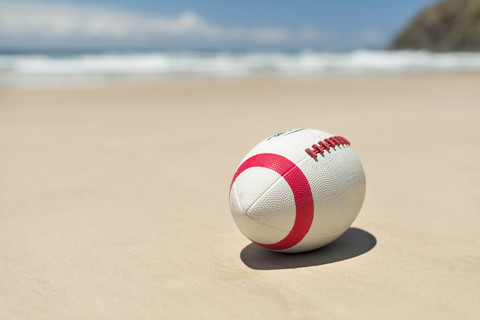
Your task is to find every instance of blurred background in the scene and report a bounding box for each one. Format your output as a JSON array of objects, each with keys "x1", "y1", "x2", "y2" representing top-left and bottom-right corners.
[
  {"x1": 1, "y1": 0, "x2": 480, "y2": 86},
  {"x1": 2, "y1": 2, "x2": 480, "y2": 318}
]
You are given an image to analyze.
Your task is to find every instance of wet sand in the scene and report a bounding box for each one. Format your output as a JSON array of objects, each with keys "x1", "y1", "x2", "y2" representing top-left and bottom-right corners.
[{"x1": 1, "y1": 74, "x2": 479, "y2": 319}]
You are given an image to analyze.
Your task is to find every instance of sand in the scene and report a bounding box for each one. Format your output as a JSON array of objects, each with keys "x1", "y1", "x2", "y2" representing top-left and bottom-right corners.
[{"x1": 1, "y1": 74, "x2": 479, "y2": 319}]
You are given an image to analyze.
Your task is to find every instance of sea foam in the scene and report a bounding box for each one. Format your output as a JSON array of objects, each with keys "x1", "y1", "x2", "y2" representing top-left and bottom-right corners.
[{"x1": 1, "y1": 50, "x2": 480, "y2": 86}]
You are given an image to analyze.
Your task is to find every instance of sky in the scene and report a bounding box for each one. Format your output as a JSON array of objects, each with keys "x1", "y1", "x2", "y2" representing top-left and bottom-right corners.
[{"x1": 0, "y1": 0, "x2": 441, "y2": 51}]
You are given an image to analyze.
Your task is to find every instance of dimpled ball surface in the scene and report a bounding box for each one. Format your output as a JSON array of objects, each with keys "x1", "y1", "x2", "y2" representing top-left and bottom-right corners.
[{"x1": 229, "y1": 128, "x2": 366, "y2": 253}]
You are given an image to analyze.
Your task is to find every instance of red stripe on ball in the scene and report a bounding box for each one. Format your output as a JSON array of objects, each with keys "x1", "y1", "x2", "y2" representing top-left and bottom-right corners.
[{"x1": 230, "y1": 153, "x2": 314, "y2": 251}]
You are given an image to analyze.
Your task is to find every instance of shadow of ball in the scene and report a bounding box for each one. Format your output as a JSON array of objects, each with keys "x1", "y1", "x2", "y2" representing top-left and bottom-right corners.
[{"x1": 240, "y1": 227, "x2": 376, "y2": 270}]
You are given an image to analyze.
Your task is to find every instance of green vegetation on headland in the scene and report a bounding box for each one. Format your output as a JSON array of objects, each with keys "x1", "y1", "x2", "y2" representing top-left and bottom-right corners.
[{"x1": 392, "y1": 0, "x2": 480, "y2": 51}]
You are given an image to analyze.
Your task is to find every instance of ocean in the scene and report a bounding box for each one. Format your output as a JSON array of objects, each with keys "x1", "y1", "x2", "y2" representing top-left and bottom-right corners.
[{"x1": 1, "y1": 50, "x2": 480, "y2": 87}]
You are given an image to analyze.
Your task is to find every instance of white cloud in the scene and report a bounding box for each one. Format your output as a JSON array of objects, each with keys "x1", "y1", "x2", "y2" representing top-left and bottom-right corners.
[
  {"x1": 0, "y1": 1, "x2": 385, "y2": 49},
  {"x1": 0, "y1": 1, "x2": 219, "y2": 39},
  {"x1": 0, "y1": 1, "x2": 329, "y2": 48},
  {"x1": 357, "y1": 28, "x2": 384, "y2": 44}
]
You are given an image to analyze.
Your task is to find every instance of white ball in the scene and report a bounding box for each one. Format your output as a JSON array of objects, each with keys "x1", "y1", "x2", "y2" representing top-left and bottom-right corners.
[{"x1": 229, "y1": 128, "x2": 366, "y2": 253}]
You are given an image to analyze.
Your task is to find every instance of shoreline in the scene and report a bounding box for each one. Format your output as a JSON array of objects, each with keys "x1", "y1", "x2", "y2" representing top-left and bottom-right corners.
[{"x1": 2, "y1": 70, "x2": 480, "y2": 91}]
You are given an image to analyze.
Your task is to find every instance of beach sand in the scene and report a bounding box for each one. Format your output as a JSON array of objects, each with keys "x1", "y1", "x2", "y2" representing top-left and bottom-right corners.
[{"x1": 1, "y1": 74, "x2": 479, "y2": 319}]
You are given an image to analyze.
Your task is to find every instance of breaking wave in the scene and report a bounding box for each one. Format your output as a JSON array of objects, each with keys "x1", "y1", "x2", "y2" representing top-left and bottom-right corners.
[{"x1": 1, "y1": 50, "x2": 480, "y2": 86}]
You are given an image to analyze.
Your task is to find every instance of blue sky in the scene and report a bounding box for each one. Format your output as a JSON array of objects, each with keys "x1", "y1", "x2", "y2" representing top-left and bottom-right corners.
[{"x1": 0, "y1": 0, "x2": 440, "y2": 50}]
